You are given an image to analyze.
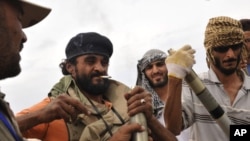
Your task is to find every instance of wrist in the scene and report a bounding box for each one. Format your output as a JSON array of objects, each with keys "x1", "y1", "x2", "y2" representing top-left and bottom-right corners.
[
  {"x1": 167, "y1": 63, "x2": 190, "y2": 79},
  {"x1": 147, "y1": 115, "x2": 157, "y2": 126}
]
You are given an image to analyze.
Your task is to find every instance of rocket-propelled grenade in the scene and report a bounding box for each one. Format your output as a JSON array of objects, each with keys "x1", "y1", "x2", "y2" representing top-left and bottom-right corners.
[{"x1": 185, "y1": 70, "x2": 231, "y2": 136}]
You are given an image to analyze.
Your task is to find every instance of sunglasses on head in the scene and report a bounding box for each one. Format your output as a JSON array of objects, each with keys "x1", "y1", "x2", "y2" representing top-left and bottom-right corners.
[{"x1": 212, "y1": 43, "x2": 243, "y2": 53}]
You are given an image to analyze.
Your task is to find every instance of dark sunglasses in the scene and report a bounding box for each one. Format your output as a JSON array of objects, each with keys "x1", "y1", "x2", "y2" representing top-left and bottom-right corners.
[{"x1": 212, "y1": 43, "x2": 243, "y2": 53}]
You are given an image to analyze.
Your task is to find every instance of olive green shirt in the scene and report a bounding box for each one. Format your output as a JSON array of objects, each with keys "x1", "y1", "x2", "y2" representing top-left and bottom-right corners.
[{"x1": 49, "y1": 75, "x2": 131, "y2": 141}]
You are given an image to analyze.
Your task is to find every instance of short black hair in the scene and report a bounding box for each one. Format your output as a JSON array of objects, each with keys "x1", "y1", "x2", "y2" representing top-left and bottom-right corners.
[{"x1": 240, "y1": 19, "x2": 250, "y2": 31}]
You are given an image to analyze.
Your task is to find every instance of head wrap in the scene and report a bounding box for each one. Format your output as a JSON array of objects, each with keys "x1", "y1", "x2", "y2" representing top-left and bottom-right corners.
[
  {"x1": 65, "y1": 32, "x2": 113, "y2": 59},
  {"x1": 204, "y1": 16, "x2": 244, "y2": 50},
  {"x1": 136, "y1": 49, "x2": 167, "y2": 117},
  {"x1": 204, "y1": 16, "x2": 245, "y2": 65}
]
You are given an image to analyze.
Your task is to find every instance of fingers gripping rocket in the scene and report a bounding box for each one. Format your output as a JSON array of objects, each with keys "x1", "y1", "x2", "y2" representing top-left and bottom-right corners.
[{"x1": 166, "y1": 45, "x2": 196, "y2": 79}]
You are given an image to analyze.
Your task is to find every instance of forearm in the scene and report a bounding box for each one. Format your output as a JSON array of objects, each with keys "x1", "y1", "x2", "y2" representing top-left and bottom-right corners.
[
  {"x1": 147, "y1": 116, "x2": 177, "y2": 141},
  {"x1": 15, "y1": 98, "x2": 51, "y2": 132},
  {"x1": 16, "y1": 111, "x2": 46, "y2": 132},
  {"x1": 164, "y1": 76, "x2": 183, "y2": 135}
]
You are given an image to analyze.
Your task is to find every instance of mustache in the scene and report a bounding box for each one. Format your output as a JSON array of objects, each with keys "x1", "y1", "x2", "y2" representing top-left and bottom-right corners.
[
  {"x1": 152, "y1": 73, "x2": 163, "y2": 77},
  {"x1": 223, "y1": 58, "x2": 237, "y2": 63},
  {"x1": 90, "y1": 73, "x2": 106, "y2": 78},
  {"x1": 20, "y1": 44, "x2": 24, "y2": 51}
]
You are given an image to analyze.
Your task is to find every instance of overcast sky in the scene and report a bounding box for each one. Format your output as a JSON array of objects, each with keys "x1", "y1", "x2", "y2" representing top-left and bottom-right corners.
[{"x1": 1, "y1": 0, "x2": 250, "y2": 113}]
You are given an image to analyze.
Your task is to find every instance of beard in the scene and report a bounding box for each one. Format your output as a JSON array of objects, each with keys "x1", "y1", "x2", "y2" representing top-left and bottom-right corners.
[
  {"x1": 213, "y1": 55, "x2": 240, "y2": 75},
  {"x1": 148, "y1": 73, "x2": 168, "y2": 88},
  {"x1": 0, "y1": 30, "x2": 21, "y2": 80},
  {"x1": 0, "y1": 54, "x2": 21, "y2": 80},
  {"x1": 75, "y1": 71, "x2": 110, "y2": 96}
]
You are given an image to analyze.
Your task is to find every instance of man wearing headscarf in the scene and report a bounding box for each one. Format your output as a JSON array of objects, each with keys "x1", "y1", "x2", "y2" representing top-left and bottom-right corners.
[
  {"x1": 164, "y1": 16, "x2": 250, "y2": 141},
  {"x1": 136, "y1": 49, "x2": 167, "y2": 118},
  {"x1": 136, "y1": 49, "x2": 191, "y2": 141}
]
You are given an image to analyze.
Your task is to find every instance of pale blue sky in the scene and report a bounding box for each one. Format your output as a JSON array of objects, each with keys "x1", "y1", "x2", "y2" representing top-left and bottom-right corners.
[{"x1": 1, "y1": 0, "x2": 250, "y2": 113}]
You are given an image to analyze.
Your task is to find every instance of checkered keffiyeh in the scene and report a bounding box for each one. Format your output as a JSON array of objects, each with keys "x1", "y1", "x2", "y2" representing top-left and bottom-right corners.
[{"x1": 136, "y1": 49, "x2": 167, "y2": 117}]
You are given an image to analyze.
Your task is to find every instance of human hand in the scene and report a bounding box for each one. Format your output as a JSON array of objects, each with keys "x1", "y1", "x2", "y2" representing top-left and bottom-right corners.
[
  {"x1": 166, "y1": 45, "x2": 196, "y2": 79},
  {"x1": 124, "y1": 86, "x2": 153, "y2": 122},
  {"x1": 40, "y1": 94, "x2": 90, "y2": 123},
  {"x1": 109, "y1": 123, "x2": 153, "y2": 141}
]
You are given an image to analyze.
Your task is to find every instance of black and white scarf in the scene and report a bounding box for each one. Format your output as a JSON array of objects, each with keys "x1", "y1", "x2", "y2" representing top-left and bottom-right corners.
[{"x1": 136, "y1": 49, "x2": 167, "y2": 117}]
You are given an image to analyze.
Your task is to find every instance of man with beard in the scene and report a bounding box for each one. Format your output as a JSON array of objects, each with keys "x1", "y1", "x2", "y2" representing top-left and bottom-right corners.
[
  {"x1": 0, "y1": 0, "x2": 51, "y2": 140},
  {"x1": 164, "y1": 16, "x2": 250, "y2": 141},
  {"x1": 136, "y1": 49, "x2": 190, "y2": 141},
  {"x1": 16, "y1": 32, "x2": 177, "y2": 141},
  {"x1": 136, "y1": 49, "x2": 167, "y2": 118}
]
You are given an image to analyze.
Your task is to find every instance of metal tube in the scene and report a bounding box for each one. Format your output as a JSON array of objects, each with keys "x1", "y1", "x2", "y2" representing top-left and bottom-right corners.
[
  {"x1": 130, "y1": 113, "x2": 148, "y2": 141},
  {"x1": 185, "y1": 70, "x2": 232, "y2": 136}
]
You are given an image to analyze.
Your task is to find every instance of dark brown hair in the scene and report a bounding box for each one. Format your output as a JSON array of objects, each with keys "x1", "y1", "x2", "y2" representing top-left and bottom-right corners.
[{"x1": 240, "y1": 19, "x2": 250, "y2": 31}]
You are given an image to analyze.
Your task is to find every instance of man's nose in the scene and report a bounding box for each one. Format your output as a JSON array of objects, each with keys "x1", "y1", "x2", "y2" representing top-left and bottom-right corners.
[{"x1": 94, "y1": 62, "x2": 105, "y2": 72}]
